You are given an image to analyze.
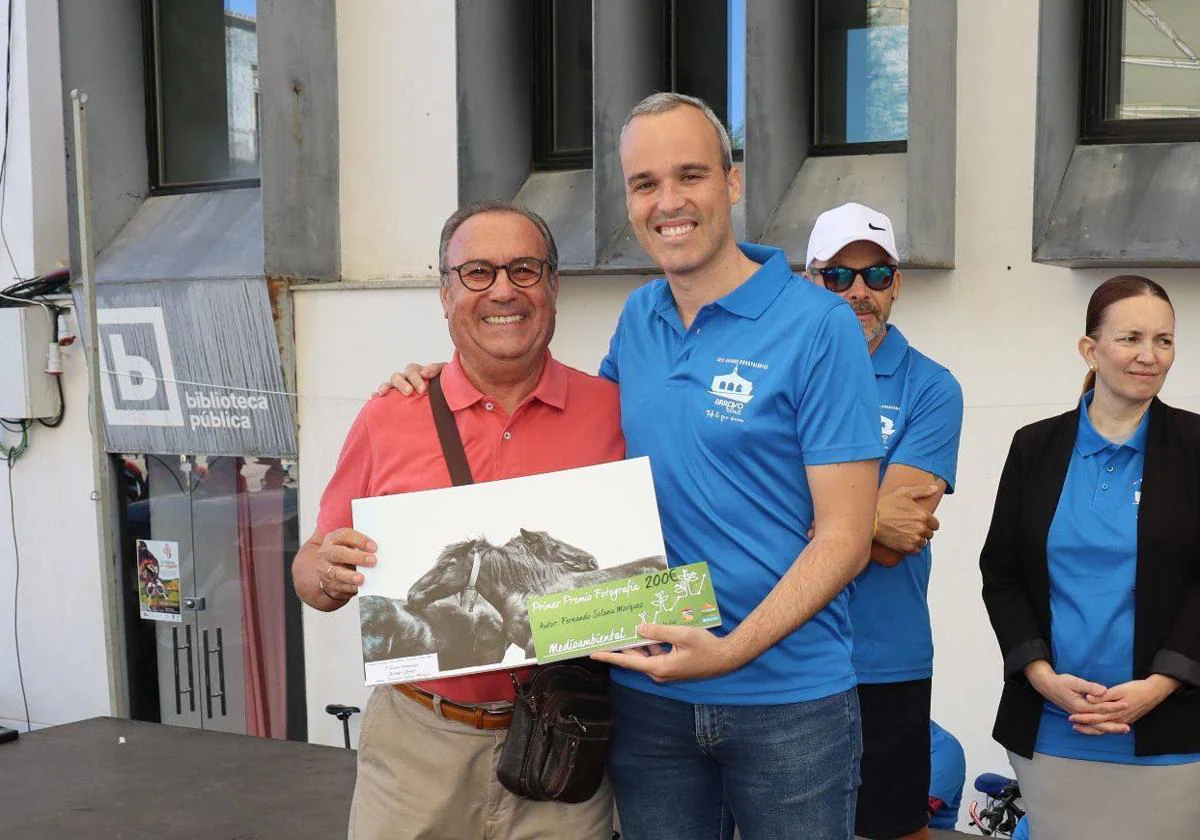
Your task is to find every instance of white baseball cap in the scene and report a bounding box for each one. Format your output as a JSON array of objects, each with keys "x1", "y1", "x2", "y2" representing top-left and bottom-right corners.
[{"x1": 804, "y1": 202, "x2": 899, "y2": 270}]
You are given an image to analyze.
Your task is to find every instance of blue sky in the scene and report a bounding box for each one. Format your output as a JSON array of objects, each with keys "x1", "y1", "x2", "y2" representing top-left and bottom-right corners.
[
  {"x1": 729, "y1": 0, "x2": 745, "y2": 134},
  {"x1": 226, "y1": 0, "x2": 256, "y2": 17}
]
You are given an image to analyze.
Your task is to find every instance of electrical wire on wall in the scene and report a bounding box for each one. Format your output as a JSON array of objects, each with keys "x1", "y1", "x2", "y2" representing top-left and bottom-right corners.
[
  {"x1": 0, "y1": 271, "x2": 71, "y2": 430},
  {"x1": 0, "y1": 0, "x2": 74, "y2": 734},
  {"x1": 0, "y1": 0, "x2": 30, "y2": 732},
  {"x1": 1, "y1": 269, "x2": 71, "y2": 733},
  {"x1": 0, "y1": 269, "x2": 70, "y2": 444},
  {"x1": 4, "y1": 452, "x2": 28, "y2": 731}
]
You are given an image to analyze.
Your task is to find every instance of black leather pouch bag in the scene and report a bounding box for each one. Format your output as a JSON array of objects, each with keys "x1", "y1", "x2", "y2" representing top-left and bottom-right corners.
[{"x1": 497, "y1": 662, "x2": 612, "y2": 803}]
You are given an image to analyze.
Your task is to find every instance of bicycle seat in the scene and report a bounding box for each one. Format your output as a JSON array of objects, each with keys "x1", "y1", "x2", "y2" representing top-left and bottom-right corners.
[
  {"x1": 325, "y1": 704, "x2": 361, "y2": 721},
  {"x1": 975, "y1": 772, "x2": 1016, "y2": 797}
]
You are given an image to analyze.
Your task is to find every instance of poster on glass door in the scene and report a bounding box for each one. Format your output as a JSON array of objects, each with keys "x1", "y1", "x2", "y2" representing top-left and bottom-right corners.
[
  {"x1": 137, "y1": 539, "x2": 182, "y2": 622},
  {"x1": 352, "y1": 458, "x2": 668, "y2": 686}
]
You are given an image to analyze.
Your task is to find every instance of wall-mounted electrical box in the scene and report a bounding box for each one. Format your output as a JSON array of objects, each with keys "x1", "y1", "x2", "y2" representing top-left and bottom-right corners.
[{"x1": 0, "y1": 305, "x2": 57, "y2": 419}]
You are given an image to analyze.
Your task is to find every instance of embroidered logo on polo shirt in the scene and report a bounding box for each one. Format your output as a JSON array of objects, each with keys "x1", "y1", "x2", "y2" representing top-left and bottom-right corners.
[
  {"x1": 880, "y1": 403, "x2": 900, "y2": 449},
  {"x1": 705, "y1": 358, "x2": 769, "y2": 424},
  {"x1": 880, "y1": 415, "x2": 896, "y2": 445},
  {"x1": 708, "y1": 366, "x2": 755, "y2": 403}
]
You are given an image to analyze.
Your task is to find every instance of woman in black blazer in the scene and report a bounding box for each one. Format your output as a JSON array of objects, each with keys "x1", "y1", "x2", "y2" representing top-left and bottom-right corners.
[{"x1": 980, "y1": 276, "x2": 1200, "y2": 839}]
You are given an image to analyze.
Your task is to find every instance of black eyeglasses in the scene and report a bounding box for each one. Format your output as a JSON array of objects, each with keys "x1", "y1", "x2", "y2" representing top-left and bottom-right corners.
[
  {"x1": 446, "y1": 257, "x2": 550, "y2": 291},
  {"x1": 814, "y1": 264, "x2": 898, "y2": 293}
]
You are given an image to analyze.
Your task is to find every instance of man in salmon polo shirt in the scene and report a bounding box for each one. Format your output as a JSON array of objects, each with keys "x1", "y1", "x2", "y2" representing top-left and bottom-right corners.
[{"x1": 291, "y1": 201, "x2": 622, "y2": 840}]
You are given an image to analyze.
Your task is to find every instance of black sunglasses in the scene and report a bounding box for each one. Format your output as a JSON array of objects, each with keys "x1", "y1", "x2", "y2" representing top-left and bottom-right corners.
[
  {"x1": 814, "y1": 264, "x2": 898, "y2": 293},
  {"x1": 446, "y1": 257, "x2": 550, "y2": 291}
]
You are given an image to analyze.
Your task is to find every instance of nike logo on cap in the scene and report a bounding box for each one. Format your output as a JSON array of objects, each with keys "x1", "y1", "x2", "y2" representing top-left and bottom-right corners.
[{"x1": 868, "y1": 222, "x2": 886, "y2": 231}]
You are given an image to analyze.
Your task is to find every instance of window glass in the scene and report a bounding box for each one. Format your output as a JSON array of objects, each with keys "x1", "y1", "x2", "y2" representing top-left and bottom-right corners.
[
  {"x1": 1115, "y1": 1, "x2": 1200, "y2": 120},
  {"x1": 532, "y1": 0, "x2": 592, "y2": 168},
  {"x1": 814, "y1": 0, "x2": 909, "y2": 147},
  {"x1": 550, "y1": 0, "x2": 593, "y2": 153},
  {"x1": 728, "y1": 0, "x2": 745, "y2": 151},
  {"x1": 671, "y1": 0, "x2": 745, "y2": 153},
  {"x1": 152, "y1": 0, "x2": 260, "y2": 188},
  {"x1": 532, "y1": 0, "x2": 745, "y2": 169}
]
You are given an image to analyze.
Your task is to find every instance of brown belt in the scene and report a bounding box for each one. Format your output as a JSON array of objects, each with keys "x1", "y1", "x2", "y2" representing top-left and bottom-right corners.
[{"x1": 394, "y1": 683, "x2": 514, "y2": 730}]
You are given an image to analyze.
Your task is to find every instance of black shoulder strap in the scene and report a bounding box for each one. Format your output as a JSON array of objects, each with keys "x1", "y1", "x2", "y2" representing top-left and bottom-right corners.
[{"x1": 427, "y1": 375, "x2": 474, "y2": 486}]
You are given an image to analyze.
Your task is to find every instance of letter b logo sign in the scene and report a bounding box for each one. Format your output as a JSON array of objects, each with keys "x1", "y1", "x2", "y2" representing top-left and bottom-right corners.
[
  {"x1": 108, "y1": 333, "x2": 158, "y2": 402},
  {"x1": 97, "y1": 307, "x2": 184, "y2": 427}
]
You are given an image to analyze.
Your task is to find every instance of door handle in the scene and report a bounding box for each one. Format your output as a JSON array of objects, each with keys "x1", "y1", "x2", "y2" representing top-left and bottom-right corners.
[
  {"x1": 203, "y1": 627, "x2": 228, "y2": 718},
  {"x1": 171, "y1": 625, "x2": 195, "y2": 714}
]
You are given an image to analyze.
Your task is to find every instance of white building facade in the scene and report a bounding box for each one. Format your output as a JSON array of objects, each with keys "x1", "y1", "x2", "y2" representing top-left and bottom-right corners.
[{"x1": 3, "y1": 1, "x2": 1199, "y2": 830}]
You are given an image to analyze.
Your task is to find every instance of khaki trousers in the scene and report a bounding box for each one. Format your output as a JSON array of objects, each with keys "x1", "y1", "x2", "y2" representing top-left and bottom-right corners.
[
  {"x1": 1010, "y1": 750, "x2": 1200, "y2": 839},
  {"x1": 348, "y1": 685, "x2": 614, "y2": 840}
]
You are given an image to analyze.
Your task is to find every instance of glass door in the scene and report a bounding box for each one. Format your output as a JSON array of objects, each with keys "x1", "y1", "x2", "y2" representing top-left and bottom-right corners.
[{"x1": 117, "y1": 453, "x2": 303, "y2": 738}]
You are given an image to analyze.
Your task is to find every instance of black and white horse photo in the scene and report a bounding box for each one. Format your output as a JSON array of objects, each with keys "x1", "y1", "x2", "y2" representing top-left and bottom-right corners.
[
  {"x1": 359, "y1": 593, "x2": 507, "y2": 670},
  {"x1": 406, "y1": 528, "x2": 666, "y2": 657}
]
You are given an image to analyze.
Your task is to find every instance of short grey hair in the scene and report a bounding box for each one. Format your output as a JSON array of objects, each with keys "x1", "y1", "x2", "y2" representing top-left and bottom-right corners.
[
  {"x1": 437, "y1": 200, "x2": 559, "y2": 277},
  {"x1": 622, "y1": 92, "x2": 733, "y2": 173}
]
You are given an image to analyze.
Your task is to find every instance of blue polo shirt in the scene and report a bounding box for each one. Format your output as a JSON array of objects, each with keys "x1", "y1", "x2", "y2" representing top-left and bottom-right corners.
[
  {"x1": 599, "y1": 242, "x2": 883, "y2": 704},
  {"x1": 850, "y1": 326, "x2": 963, "y2": 683},
  {"x1": 928, "y1": 720, "x2": 965, "y2": 830},
  {"x1": 1035, "y1": 393, "x2": 1200, "y2": 765}
]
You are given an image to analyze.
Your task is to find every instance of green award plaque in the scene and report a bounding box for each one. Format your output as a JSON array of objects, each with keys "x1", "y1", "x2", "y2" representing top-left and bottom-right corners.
[{"x1": 528, "y1": 562, "x2": 722, "y2": 663}]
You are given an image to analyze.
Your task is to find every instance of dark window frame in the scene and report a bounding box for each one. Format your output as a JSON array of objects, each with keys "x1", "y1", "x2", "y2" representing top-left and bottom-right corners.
[
  {"x1": 141, "y1": 0, "x2": 263, "y2": 195},
  {"x1": 531, "y1": 0, "x2": 595, "y2": 171},
  {"x1": 665, "y1": 0, "x2": 744, "y2": 162},
  {"x1": 1080, "y1": 0, "x2": 1200, "y2": 145},
  {"x1": 532, "y1": 0, "x2": 748, "y2": 172},
  {"x1": 807, "y1": 140, "x2": 906, "y2": 157},
  {"x1": 809, "y1": 0, "x2": 909, "y2": 156}
]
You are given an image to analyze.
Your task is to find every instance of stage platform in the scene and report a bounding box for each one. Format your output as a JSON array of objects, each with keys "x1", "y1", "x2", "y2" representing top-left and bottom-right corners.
[
  {"x1": 3, "y1": 716, "x2": 977, "y2": 838},
  {"x1": 3, "y1": 717, "x2": 356, "y2": 839}
]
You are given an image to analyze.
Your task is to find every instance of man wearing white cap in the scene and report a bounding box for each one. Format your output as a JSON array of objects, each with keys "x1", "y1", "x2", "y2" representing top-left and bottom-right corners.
[{"x1": 806, "y1": 203, "x2": 964, "y2": 840}]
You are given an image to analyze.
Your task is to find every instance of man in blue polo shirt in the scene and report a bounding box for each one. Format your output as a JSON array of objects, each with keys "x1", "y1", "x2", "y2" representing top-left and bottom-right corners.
[
  {"x1": 590, "y1": 94, "x2": 883, "y2": 839},
  {"x1": 806, "y1": 203, "x2": 964, "y2": 840},
  {"x1": 380, "y1": 96, "x2": 883, "y2": 838}
]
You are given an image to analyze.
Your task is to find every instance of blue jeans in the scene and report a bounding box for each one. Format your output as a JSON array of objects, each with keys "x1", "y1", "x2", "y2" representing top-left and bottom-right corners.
[{"x1": 608, "y1": 683, "x2": 862, "y2": 840}]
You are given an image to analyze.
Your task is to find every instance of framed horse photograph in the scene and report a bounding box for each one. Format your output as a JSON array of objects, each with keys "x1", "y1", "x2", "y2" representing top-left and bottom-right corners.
[{"x1": 352, "y1": 457, "x2": 668, "y2": 685}]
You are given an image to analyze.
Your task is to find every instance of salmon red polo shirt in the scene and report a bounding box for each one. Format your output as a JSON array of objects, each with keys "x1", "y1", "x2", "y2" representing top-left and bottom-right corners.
[{"x1": 316, "y1": 352, "x2": 624, "y2": 704}]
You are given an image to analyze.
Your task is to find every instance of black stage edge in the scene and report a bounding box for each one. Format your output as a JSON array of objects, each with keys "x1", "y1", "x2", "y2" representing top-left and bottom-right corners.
[{"x1": 2, "y1": 717, "x2": 356, "y2": 839}]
